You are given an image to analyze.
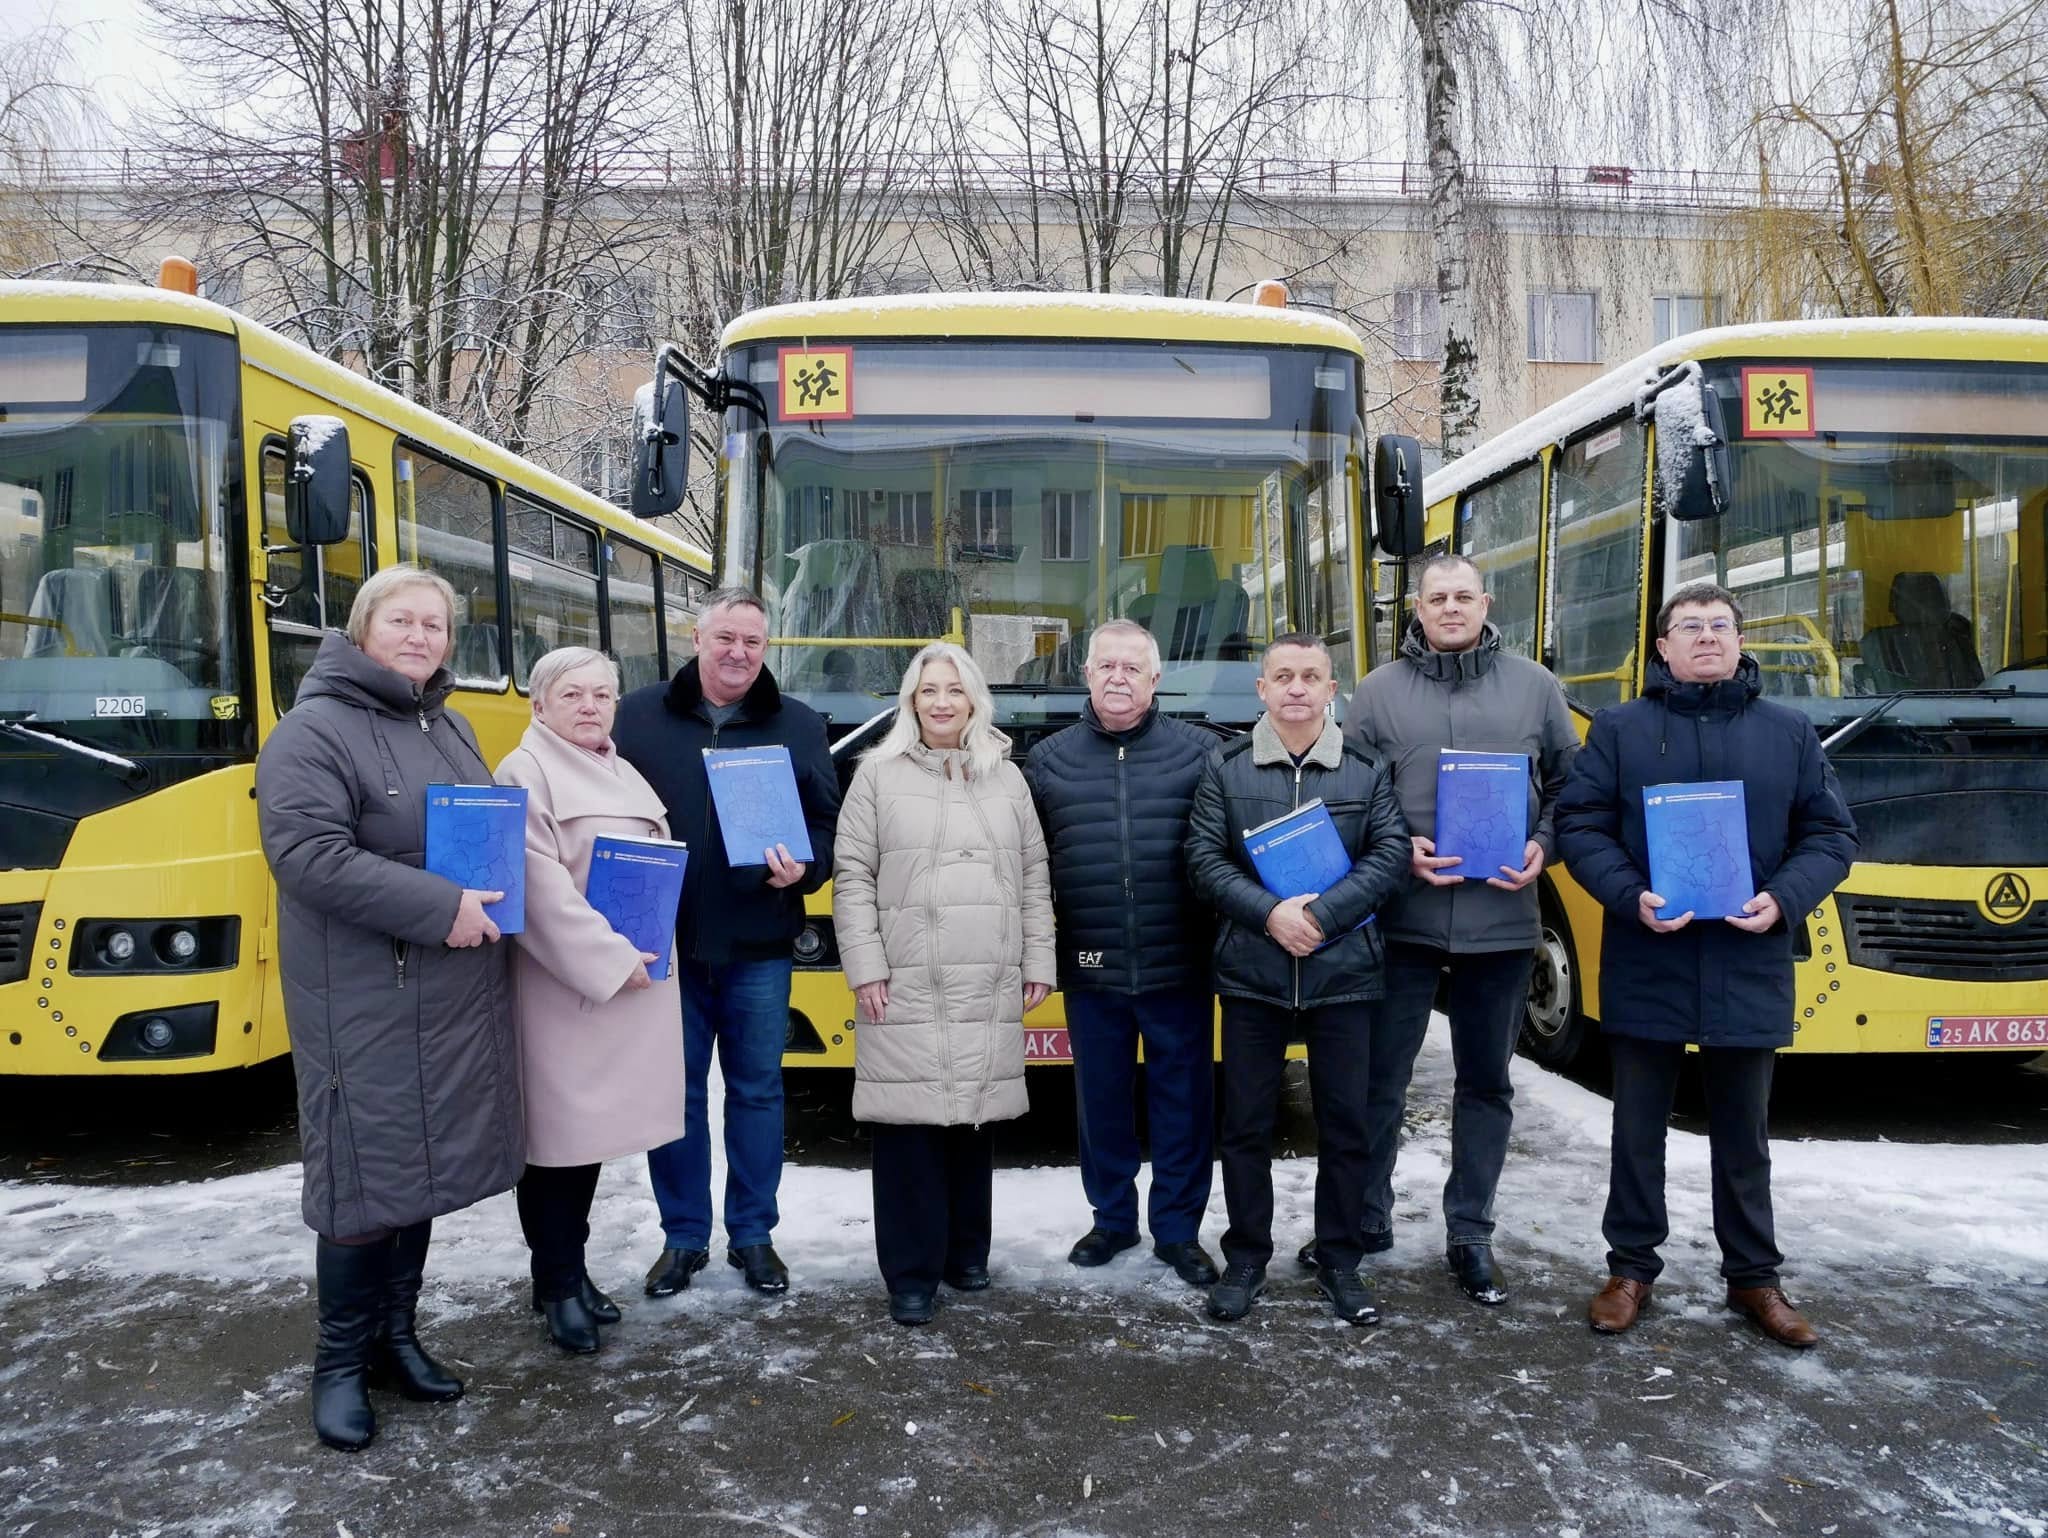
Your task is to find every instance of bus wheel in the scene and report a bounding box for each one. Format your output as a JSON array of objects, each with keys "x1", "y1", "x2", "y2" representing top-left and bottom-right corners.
[{"x1": 1520, "y1": 894, "x2": 1585, "y2": 1070}]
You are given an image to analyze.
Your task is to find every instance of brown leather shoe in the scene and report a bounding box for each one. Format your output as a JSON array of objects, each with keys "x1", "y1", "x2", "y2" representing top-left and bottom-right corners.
[
  {"x1": 1588, "y1": 1276, "x2": 1652, "y2": 1334},
  {"x1": 1728, "y1": 1285, "x2": 1819, "y2": 1348}
]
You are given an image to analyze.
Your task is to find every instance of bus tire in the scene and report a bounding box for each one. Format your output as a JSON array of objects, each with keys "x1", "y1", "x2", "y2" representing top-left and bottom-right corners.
[{"x1": 1519, "y1": 886, "x2": 1587, "y2": 1070}]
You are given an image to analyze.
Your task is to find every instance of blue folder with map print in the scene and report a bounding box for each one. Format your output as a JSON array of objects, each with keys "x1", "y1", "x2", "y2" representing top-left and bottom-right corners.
[
  {"x1": 1435, "y1": 749, "x2": 1530, "y2": 883},
  {"x1": 424, "y1": 785, "x2": 527, "y2": 934},
  {"x1": 702, "y1": 745, "x2": 815, "y2": 868},
  {"x1": 1242, "y1": 799, "x2": 1371, "y2": 941},
  {"x1": 584, "y1": 835, "x2": 688, "y2": 981},
  {"x1": 1642, "y1": 780, "x2": 1753, "y2": 921}
]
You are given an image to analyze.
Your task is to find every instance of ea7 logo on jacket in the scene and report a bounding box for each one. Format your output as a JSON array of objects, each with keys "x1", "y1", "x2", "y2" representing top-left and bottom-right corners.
[{"x1": 1076, "y1": 950, "x2": 1105, "y2": 968}]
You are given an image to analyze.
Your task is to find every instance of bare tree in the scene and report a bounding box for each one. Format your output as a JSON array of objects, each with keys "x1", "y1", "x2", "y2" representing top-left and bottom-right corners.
[{"x1": 0, "y1": 17, "x2": 105, "y2": 277}]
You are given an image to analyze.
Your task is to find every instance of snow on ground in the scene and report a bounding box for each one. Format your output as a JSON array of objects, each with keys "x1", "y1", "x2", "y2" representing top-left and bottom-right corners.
[{"x1": 4, "y1": 1019, "x2": 2045, "y2": 1306}]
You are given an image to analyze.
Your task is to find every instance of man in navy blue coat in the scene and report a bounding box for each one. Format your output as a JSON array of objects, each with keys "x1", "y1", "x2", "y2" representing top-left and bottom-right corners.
[{"x1": 1555, "y1": 582, "x2": 1855, "y2": 1348}]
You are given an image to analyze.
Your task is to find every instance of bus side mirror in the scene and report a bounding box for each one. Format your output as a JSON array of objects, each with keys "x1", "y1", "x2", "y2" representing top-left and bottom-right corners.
[
  {"x1": 1373, "y1": 434, "x2": 1425, "y2": 557},
  {"x1": 631, "y1": 377, "x2": 689, "y2": 519},
  {"x1": 286, "y1": 415, "x2": 352, "y2": 546},
  {"x1": 1653, "y1": 377, "x2": 1732, "y2": 521}
]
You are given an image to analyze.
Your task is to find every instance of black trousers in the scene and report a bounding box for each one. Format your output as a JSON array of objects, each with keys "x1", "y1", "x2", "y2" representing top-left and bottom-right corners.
[
  {"x1": 1603, "y1": 1036, "x2": 1783, "y2": 1288},
  {"x1": 516, "y1": 1162, "x2": 602, "y2": 1301},
  {"x1": 869, "y1": 1123, "x2": 994, "y2": 1296},
  {"x1": 1218, "y1": 996, "x2": 1374, "y2": 1273}
]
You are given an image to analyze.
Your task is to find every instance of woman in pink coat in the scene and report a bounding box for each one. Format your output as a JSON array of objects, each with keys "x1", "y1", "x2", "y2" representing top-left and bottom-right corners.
[{"x1": 495, "y1": 646, "x2": 686, "y2": 1353}]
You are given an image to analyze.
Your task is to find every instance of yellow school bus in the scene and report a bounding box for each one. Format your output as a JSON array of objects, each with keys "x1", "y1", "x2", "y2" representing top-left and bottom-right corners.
[
  {"x1": 0, "y1": 270, "x2": 711, "y2": 1075},
  {"x1": 1421, "y1": 319, "x2": 2048, "y2": 1066},
  {"x1": 631, "y1": 288, "x2": 1421, "y2": 1067}
]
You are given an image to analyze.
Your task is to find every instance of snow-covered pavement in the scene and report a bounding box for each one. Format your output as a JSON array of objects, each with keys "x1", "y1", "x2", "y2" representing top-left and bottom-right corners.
[{"x1": 2, "y1": 1023, "x2": 2043, "y2": 1537}]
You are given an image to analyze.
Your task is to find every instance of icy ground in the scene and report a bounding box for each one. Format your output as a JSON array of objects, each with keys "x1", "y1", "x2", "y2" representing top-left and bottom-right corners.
[{"x1": 2, "y1": 1023, "x2": 2043, "y2": 1538}]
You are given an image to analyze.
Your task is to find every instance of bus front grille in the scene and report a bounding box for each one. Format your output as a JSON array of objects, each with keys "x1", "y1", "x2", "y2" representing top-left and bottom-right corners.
[
  {"x1": 0, "y1": 903, "x2": 41, "y2": 985},
  {"x1": 1838, "y1": 896, "x2": 2048, "y2": 982}
]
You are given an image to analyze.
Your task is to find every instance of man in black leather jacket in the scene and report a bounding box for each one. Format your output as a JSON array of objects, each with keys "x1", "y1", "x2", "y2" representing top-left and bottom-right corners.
[{"x1": 1186, "y1": 634, "x2": 1410, "y2": 1325}]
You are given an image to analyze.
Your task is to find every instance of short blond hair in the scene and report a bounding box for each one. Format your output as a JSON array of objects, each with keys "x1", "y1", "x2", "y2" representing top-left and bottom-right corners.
[
  {"x1": 346, "y1": 564, "x2": 459, "y2": 662},
  {"x1": 528, "y1": 646, "x2": 620, "y2": 703}
]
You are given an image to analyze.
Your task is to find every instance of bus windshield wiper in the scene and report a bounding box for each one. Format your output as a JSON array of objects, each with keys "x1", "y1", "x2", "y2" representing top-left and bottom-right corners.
[
  {"x1": 0, "y1": 717, "x2": 146, "y2": 780},
  {"x1": 1820, "y1": 685, "x2": 2018, "y2": 756}
]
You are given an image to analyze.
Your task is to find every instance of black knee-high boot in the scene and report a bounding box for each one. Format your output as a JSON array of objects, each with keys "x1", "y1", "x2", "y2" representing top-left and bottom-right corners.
[
  {"x1": 312, "y1": 1237, "x2": 387, "y2": 1451},
  {"x1": 369, "y1": 1221, "x2": 464, "y2": 1402}
]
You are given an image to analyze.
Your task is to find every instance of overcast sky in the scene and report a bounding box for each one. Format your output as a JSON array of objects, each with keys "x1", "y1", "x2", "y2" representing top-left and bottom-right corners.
[{"x1": 3, "y1": 0, "x2": 176, "y2": 129}]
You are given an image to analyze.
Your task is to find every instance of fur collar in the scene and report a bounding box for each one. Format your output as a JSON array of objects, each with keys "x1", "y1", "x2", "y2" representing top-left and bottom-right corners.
[{"x1": 1251, "y1": 712, "x2": 1343, "y2": 769}]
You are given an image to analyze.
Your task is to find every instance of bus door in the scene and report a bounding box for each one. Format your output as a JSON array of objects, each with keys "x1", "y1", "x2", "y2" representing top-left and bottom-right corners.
[{"x1": 259, "y1": 440, "x2": 370, "y2": 720}]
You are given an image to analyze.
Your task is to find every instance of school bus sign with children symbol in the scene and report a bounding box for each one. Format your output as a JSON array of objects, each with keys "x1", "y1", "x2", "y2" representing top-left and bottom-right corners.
[
  {"x1": 778, "y1": 347, "x2": 854, "y2": 420},
  {"x1": 1741, "y1": 365, "x2": 1816, "y2": 438}
]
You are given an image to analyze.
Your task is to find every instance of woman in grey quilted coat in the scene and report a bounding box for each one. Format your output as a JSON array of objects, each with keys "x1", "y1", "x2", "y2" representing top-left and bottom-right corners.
[{"x1": 832, "y1": 642, "x2": 1056, "y2": 1326}]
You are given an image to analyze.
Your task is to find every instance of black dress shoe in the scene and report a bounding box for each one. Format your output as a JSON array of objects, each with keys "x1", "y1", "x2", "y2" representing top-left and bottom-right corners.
[
  {"x1": 1068, "y1": 1228, "x2": 1141, "y2": 1267},
  {"x1": 1153, "y1": 1240, "x2": 1219, "y2": 1288},
  {"x1": 1299, "y1": 1230, "x2": 1393, "y2": 1270},
  {"x1": 1206, "y1": 1261, "x2": 1266, "y2": 1321},
  {"x1": 1317, "y1": 1268, "x2": 1382, "y2": 1326},
  {"x1": 533, "y1": 1272, "x2": 623, "y2": 1324},
  {"x1": 943, "y1": 1263, "x2": 991, "y2": 1291},
  {"x1": 643, "y1": 1247, "x2": 709, "y2": 1297},
  {"x1": 540, "y1": 1293, "x2": 601, "y2": 1354},
  {"x1": 889, "y1": 1289, "x2": 937, "y2": 1326},
  {"x1": 1447, "y1": 1246, "x2": 1509, "y2": 1307},
  {"x1": 729, "y1": 1243, "x2": 790, "y2": 1293}
]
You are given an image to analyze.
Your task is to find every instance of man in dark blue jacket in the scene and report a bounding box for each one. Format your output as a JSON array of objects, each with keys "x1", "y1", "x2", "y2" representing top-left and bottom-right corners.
[
  {"x1": 1025, "y1": 620, "x2": 1221, "y2": 1288},
  {"x1": 612, "y1": 588, "x2": 841, "y2": 1298},
  {"x1": 1555, "y1": 582, "x2": 1855, "y2": 1348}
]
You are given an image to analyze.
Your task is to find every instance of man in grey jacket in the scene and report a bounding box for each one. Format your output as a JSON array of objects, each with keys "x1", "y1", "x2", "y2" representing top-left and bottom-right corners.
[{"x1": 1340, "y1": 554, "x2": 1579, "y2": 1305}]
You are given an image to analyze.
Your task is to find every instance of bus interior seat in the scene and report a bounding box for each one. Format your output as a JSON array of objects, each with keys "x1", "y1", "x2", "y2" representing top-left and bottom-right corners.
[
  {"x1": 452, "y1": 622, "x2": 503, "y2": 678},
  {"x1": 513, "y1": 627, "x2": 549, "y2": 681},
  {"x1": 1128, "y1": 546, "x2": 1250, "y2": 661},
  {"x1": 127, "y1": 567, "x2": 213, "y2": 671},
  {"x1": 1859, "y1": 571, "x2": 1983, "y2": 692},
  {"x1": 23, "y1": 568, "x2": 118, "y2": 659}
]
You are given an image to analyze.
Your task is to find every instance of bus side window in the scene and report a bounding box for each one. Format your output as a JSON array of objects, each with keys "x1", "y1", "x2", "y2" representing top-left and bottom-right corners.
[
  {"x1": 1549, "y1": 420, "x2": 1647, "y2": 706},
  {"x1": 395, "y1": 445, "x2": 504, "y2": 688},
  {"x1": 1457, "y1": 461, "x2": 1544, "y2": 660},
  {"x1": 506, "y1": 494, "x2": 601, "y2": 690},
  {"x1": 262, "y1": 441, "x2": 368, "y2": 716},
  {"x1": 606, "y1": 539, "x2": 662, "y2": 692},
  {"x1": 660, "y1": 559, "x2": 699, "y2": 670}
]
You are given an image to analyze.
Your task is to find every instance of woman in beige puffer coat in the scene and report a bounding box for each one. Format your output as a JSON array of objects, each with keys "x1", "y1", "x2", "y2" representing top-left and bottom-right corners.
[{"x1": 833, "y1": 642, "x2": 1056, "y2": 1325}]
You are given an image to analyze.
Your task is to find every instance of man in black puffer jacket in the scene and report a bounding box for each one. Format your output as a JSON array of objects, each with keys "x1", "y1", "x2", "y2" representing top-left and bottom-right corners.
[
  {"x1": 1187, "y1": 633, "x2": 1410, "y2": 1326},
  {"x1": 1556, "y1": 582, "x2": 1855, "y2": 1349},
  {"x1": 1025, "y1": 620, "x2": 1222, "y2": 1289}
]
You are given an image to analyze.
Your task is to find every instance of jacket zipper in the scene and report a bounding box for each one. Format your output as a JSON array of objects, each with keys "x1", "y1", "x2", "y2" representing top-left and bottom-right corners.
[
  {"x1": 1291, "y1": 759, "x2": 1306, "y2": 1011},
  {"x1": 1116, "y1": 744, "x2": 1139, "y2": 989},
  {"x1": 393, "y1": 939, "x2": 408, "y2": 990},
  {"x1": 931, "y1": 758, "x2": 954, "y2": 1116}
]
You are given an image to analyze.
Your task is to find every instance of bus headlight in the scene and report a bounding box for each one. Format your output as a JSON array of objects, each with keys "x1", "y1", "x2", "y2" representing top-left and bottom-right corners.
[
  {"x1": 791, "y1": 918, "x2": 838, "y2": 968},
  {"x1": 138, "y1": 1016, "x2": 177, "y2": 1052},
  {"x1": 160, "y1": 927, "x2": 199, "y2": 964},
  {"x1": 102, "y1": 929, "x2": 137, "y2": 965},
  {"x1": 72, "y1": 918, "x2": 240, "y2": 974}
]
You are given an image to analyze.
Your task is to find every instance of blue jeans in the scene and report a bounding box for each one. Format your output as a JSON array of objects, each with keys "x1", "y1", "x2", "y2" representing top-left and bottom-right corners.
[
  {"x1": 1365, "y1": 943, "x2": 1533, "y2": 1249},
  {"x1": 1065, "y1": 987, "x2": 1215, "y2": 1244},
  {"x1": 646, "y1": 956, "x2": 792, "y2": 1250}
]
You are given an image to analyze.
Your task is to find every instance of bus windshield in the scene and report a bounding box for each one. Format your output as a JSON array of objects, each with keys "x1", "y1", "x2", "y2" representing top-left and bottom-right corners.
[
  {"x1": 0, "y1": 324, "x2": 242, "y2": 757},
  {"x1": 720, "y1": 339, "x2": 1362, "y2": 730},
  {"x1": 1672, "y1": 361, "x2": 2048, "y2": 728}
]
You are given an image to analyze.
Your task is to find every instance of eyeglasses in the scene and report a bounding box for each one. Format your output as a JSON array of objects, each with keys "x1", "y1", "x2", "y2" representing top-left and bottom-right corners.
[
  {"x1": 1089, "y1": 660, "x2": 1151, "y2": 677},
  {"x1": 1668, "y1": 619, "x2": 1737, "y2": 637}
]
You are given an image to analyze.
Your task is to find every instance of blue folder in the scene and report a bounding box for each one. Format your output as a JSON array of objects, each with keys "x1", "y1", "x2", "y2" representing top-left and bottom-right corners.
[
  {"x1": 1435, "y1": 749, "x2": 1530, "y2": 882},
  {"x1": 1241, "y1": 799, "x2": 1372, "y2": 945},
  {"x1": 703, "y1": 745, "x2": 815, "y2": 868},
  {"x1": 1642, "y1": 780, "x2": 1753, "y2": 920},
  {"x1": 585, "y1": 834, "x2": 688, "y2": 981},
  {"x1": 424, "y1": 785, "x2": 527, "y2": 933}
]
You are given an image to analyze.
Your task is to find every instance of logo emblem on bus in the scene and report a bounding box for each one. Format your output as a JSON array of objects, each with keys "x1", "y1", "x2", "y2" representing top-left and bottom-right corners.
[{"x1": 1982, "y1": 872, "x2": 2031, "y2": 924}]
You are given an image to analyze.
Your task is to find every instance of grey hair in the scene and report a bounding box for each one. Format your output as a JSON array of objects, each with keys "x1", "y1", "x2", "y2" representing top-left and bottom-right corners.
[
  {"x1": 346, "y1": 563, "x2": 458, "y2": 659},
  {"x1": 865, "y1": 642, "x2": 1011, "y2": 780},
  {"x1": 1084, "y1": 619, "x2": 1162, "y2": 676},
  {"x1": 697, "y1": 586, "x2": 768, "y2": 624},
  {"x1": 527, "y1": 646, "x2": 620, "y2": 705}
]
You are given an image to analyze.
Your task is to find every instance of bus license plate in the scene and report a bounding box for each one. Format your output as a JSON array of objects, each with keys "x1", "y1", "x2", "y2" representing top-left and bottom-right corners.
[
  {"x1": 1024, "y1": 1028, "x2": 1071, "y2": 1063},
  {"x1": 1926, "y1": 1016, "x2": 2048, "y2": 1049}
]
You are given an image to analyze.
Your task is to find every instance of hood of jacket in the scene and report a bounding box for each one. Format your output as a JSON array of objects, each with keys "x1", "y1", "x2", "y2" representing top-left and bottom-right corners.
[
  {"x1": 1643, "y1": 653, "x2": 1763, "y2": 715},
  {"x1": 663, "y1": 655, "x2": 784, "y2": 724},
  {"x1": 1251, "y1": 711, "x2": 1344, "y2": 770},
  {"x1": 1398, "y1": 617, "x2": 1503, "y2": 683},
  {"x1": 297, "y1": 629, "x2": 455, "y2": 718}
]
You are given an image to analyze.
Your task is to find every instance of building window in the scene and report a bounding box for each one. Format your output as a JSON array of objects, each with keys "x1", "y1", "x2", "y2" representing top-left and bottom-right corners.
[
  {"x1": 582, "y1": 272, "x2": 656, "y2": 350},
  {"x1": 879, "y1": 490, "x2": 932, "y2": 546},
  {"x1": 1042, "y1": 490, "x2": 1088, "y2": 561},
  {"x1": 960, "y1": 488, "x2": 1013, "y2": 554},
  {"x1": 1121, "y1": 493, "x2": 1164, "y2": 559},
  {"x1": 1528, "y1": 290, "x2": 1598, "y2": 363},
  {"x1": 1652, "y1": 294, "x2": 1720, "y2": 345},
  {"x1": 1291, "y1": 280, "x2": 1337, "y2": 310},
  {"x1": 1393, "y1": 287, "x2": 1440, "y2": 360}
]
